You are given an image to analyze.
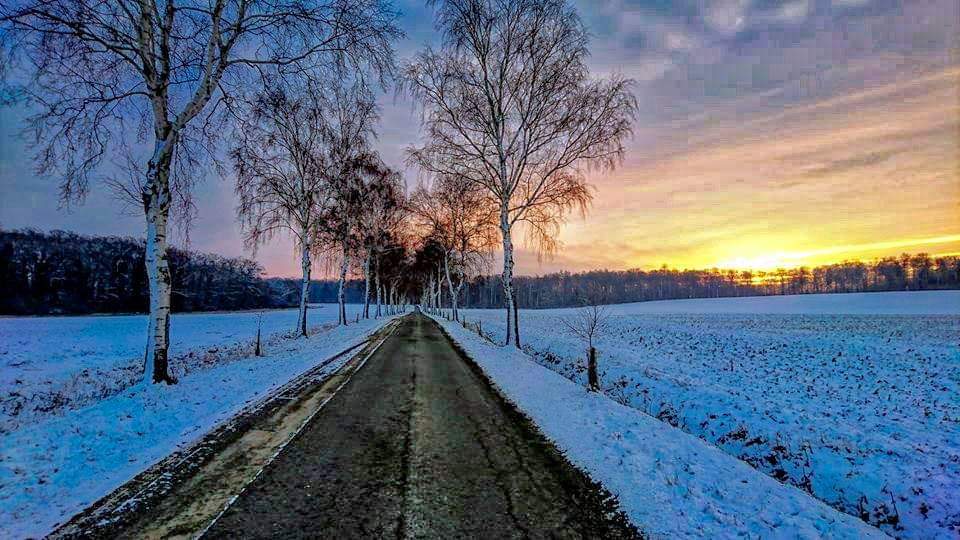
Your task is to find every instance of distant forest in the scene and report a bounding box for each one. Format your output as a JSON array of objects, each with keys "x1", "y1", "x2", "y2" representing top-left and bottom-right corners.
[
  {"x1": 462, "y1": 253, "x2": 960, "y2": 309},
  {"x1": 2, "y1": 229, "x2": 958, "y2": 315},
  {"x1": 0, "y1": 229, "x2": 366, "y2": 315}
]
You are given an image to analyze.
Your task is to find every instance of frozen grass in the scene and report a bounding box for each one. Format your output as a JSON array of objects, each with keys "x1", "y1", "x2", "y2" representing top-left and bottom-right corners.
[
  {"x1": 437, "y1": 316, "x2": 886, "y2": 539},
  {"x1": 0, "y1": 304, "x2": 366, "y2": 431},
  {"x1": 0, "y1": 312, "x2": 394, "y2": 538},
  {"x1": 455, "y1": 291, "x2": 959, "y2": 538}
]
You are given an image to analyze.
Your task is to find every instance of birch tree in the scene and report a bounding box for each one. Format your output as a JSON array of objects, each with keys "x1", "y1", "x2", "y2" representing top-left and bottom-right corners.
[
  {"x1": 412, "y1": 238, "x2": 446, "y2": 314},
  {"x1": 357, "y1": 163, "x2": 404, "y2": 319},
  {"x1": 411, "y1": 174, "x2": 497, "y2": 321},
  {"x1": 403, "y1": 0, "x2": 636, "y2": 347},
  {"x1": 313, "y1": 83, "x2": 382, "y2": 325},
  {"x1": 377, "y1": 240, "x2": 410, "y2": 316},
  {"x1": 232, "y1": 81, "x2": 332, "y2": 337},
  {"x1": 0, "y1": 0, "x2": 400, "y2": 383}
]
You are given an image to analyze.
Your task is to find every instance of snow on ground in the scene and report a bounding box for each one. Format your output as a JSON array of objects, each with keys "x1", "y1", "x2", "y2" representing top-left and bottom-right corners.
[
  {"x1": 0, "y1": 311, "x2": 394, "y2": 539},
  {"x1": 436, "y1": 317, "x2": 887, "y2": 539},
  {"x1": 455, "y1": 291, "x2": 960, "y2": 538},
  {"x1": 587, "y1": 290, "x2": 960, "y2": 315},
  {"x1": 0, "y1": 304, "x2": 367, "y2": 431}
]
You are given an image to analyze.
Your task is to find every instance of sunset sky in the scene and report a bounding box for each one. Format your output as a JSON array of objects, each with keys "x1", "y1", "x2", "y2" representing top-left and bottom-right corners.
[{"x1": 1, "y1": 0, "x2": 957, "y2": 277}]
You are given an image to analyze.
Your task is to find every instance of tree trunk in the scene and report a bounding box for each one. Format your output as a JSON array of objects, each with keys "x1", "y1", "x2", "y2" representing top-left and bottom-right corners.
[
  {"x1": 385, "y1": 283, "x2": 392, "y2": 316},
  {"x1": 587, "y1": 346, "x2": 599, "y2": 392},
  {"x1": 142, "y1": 141, "x2": 177, "y2": 385},
  {"x1": 375, "y1": 256, "x2": 382, "y2": 318},
  {"x1": 363, "y1": 247, "x2": 371, "y2": 319},
  {"x1": 505, "y1": 296, "x2": 511, "y2": 346},
  {"x1": 435, "y1": 265, "x2": 443, "y2": 316},
  {"x1": 255, "y1": 312, "x2": 264, "y2": 357},
  {"x1": 512, "y1": 289, "x2": 520, "y2": 346},
  {"x1": 500, "y1": 206, "x2": 519, "y2": 348},
  {"x1": 386, "y1": 283, "x2": 392, "y2": 316},
  {"x1": 297, "y1": 236, "x2": 311, "y2": 337},
  {"x1": 443, "y1": 254, "x2": 457, "y2": 321},
  {"x1": 454, "y1": 280, "x2": 465, "y2": 323},
  {"x1": 338, "y1": 246, "x2": 350, "y2": 326}
]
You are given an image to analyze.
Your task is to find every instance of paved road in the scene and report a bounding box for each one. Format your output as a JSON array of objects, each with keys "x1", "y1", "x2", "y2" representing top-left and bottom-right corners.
[{"x1": 203, "y1": 314, "x2": 638, "y2": 539}]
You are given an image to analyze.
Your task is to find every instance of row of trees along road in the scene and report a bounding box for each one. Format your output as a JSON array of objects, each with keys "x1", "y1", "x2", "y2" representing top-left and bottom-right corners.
[
  {"x1": 0, "y1": 0, "x2": 637, "y2": 383},
  {"x1": 0, "y1": 0, "x2": 402, "y2": 384}
]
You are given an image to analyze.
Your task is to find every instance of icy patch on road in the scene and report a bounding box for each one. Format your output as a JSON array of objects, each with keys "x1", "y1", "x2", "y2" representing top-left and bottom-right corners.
[
  {"x1": 0, "y1": 315, "x2": 393, "y2": 539},
  {"x1": 437, "y1": 318, "x2": 886, "y2": 539}
]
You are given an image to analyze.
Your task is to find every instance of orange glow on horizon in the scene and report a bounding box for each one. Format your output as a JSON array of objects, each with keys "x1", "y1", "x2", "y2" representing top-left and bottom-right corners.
[
  {"x1": 709, "y1": 235, "x2": 960, "y2": 271},
  {"x1": 537, "y1": 63, "x2": 960, "y2": 278}
]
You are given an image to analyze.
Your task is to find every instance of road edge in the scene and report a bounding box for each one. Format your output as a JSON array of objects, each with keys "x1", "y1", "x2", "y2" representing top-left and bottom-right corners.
[
  {"x1": 427, "y1": 315, "x2": 644, "y2": 539},
  {"x1": 49, "y1": 318, "x2": 401, "y2": 540},
  {"x1": 196, "y1": 321, "x2": 400, "y2": 538}
]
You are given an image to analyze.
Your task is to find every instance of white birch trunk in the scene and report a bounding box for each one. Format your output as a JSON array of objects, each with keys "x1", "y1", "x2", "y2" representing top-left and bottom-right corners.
[
  {"x1": 500, "y1": 203, "x2": 519, "y2": 347},
  {"x1": 363, "y1": 247, "x2": 372, "y2": 319},
  {"x1": 142, "y1": 140, "x2": 177, "y2": 384},
  {"x1": 436, "y1": 266, "x2": 443, "y2": 316},
  {"x1": 375, "y1": 259, "x2": 382, "y2": 318},
  {"x1": 389, "y1": 284, "x2": 395, "y2": 315},
  {"x1": 454, "y1": 280, "x2": 465, "y2": 319},
  {"x1": 443, "y1": 254, "x2": 457, "y2": 321},
  {"x1": 338, "y1": 245, "x2": 350, "y2": 325},
  {"x1": 297, "y1": 235, "x2": 311, "y2": 337}
]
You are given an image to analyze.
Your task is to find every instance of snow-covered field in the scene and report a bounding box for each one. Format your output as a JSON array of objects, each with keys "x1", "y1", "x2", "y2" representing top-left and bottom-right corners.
[
  {"x1": 0, "y1": 308, "x2": 394, "y2": 538},
  {"x1": 455, "y1": 291, "x2": 960, "y2": 538},
  {"x1": 0, "y1": 304, "x2": 365, "y2": 430},
  {"x1": 437, "y1": 317, "x2": 886, "y2": 538}
]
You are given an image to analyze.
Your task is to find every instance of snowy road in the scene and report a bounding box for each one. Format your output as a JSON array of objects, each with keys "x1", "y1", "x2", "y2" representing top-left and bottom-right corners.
[{"x1": 88, "y1": 313, "x2": 637, "y2": 539}]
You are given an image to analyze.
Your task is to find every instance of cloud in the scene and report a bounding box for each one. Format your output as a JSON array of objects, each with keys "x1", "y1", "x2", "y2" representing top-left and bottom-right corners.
[
  {"x1": 704, "y1": 0, "x2": 751, "y2": 36},
  {"x1": 799, "y1": 149, "x2": 906, "y2": 178}
]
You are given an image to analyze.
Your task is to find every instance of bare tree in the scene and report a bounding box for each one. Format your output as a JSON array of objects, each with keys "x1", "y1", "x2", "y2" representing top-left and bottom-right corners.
[
  {"x1": 378, "y1": 239, "x2": 411, "y2": 316},
  {"x1": 356, "y1": 162, "x2": 405, "y2": 319},
  {"x1": 410, "y1": 174, "x2": 497, "y2": 321},
  {"x1": 560, "y1": 303, "x2": 609, "y2": 391},
  {"x1": 231, "y1": 80, "x2": 333, "y2": 337},
  {"x1": 403, "y1": 0, "x2": 636, "y2": 347},
  {"x1": 313, "y1": 83, "x2": 382, "y2": 325},
  {"x1": 1, "y1": 0, "x2": 400, "y2": 383}
]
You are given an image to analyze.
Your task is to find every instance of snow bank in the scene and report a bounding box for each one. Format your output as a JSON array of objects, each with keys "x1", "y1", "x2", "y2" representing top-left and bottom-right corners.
[
  {"x1": 0, "y1": 314, "x2": 392, "y2": 539},
  {"x1": 455, "y1": 290, "x2": 959, "y2": 538},
  {"x1": 437, "y1": 318, "x2": 886, "y2": 539},
  {"x1": 0, "y1": 304, "x2": 366, "y2": 430}
]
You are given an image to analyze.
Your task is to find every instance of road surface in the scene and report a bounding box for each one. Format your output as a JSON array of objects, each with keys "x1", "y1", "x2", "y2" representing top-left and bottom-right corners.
[{"x1": 203, "y1": 313, "x2": 637, "y2": 538}]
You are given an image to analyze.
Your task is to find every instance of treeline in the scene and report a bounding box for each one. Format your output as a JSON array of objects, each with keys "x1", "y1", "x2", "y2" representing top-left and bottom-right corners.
[
  {"x1": 461, "y1": 254, "x2": 960, "y2": 309},
  {"x1": 4, "y1": 229, "x2": 957, "y2": 315},
  {"x1": 0, "y1": 229, "x2": 366, "y2": 315}
]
